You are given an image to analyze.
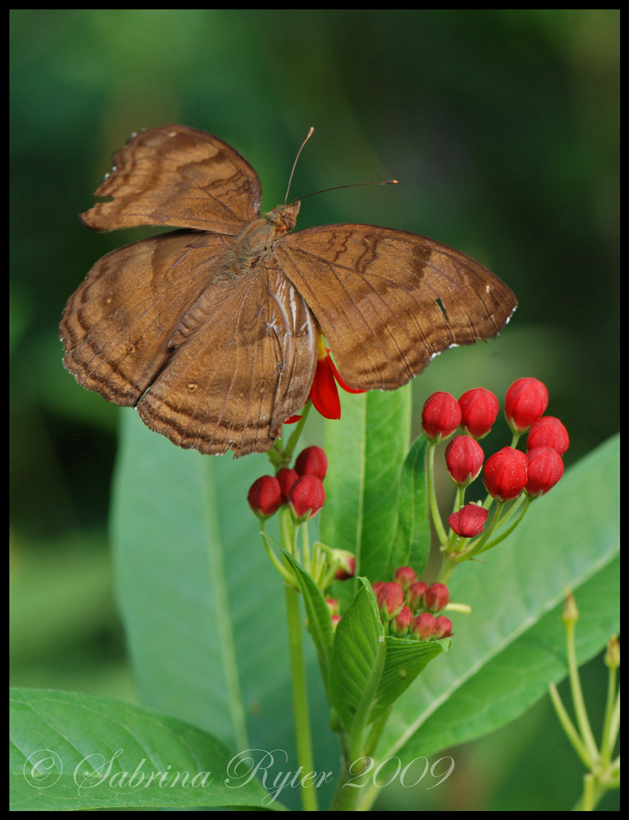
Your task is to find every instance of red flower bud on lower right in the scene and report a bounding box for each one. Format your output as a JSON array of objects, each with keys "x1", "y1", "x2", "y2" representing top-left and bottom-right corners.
[
  {"x1": 525, "y1": 446, "x2": 564, "y2": 497},
  {"x1": 483, "y1": 446, "x2": 528, "y2": 501},
  {"x1": 526, "y1": 416, "x2": 569, "y2": 456}
]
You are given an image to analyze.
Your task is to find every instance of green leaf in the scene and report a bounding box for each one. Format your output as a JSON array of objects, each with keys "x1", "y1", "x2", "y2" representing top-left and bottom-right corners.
[
  {"x1": 111, "y1": 411, "x2": 275, "y2": 750},
  {"x1": 370, "y1": 636, "x2": 449, "y2": 725},
  {"x1": 9, "y1": 687, "x2": 278, "y2": 810},
  {"x1": 280, "y1": 548, "x2": 334, "y2": 694},
  {"x1": 328, "y1": 580, "x2": 385, "y2": 758},
  {"x1": 370, "y1": 435, "x2": 620, "y2": 778},
  {"x1": 110, "y1": 410, "x2": 339, "y2": 809},
  {"x1": 321, "y1": 386, "x2": 411, "y2": 601},
  {"x1": 284, "y1": 542, "x2": 450, "y2": 739},
  {"x1": 389, "y1": 433, "x2": 431, "y2": 577}
]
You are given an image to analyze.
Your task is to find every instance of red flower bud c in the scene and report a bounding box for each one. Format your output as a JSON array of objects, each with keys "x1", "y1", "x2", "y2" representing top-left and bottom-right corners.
[
  {"x1": 449, "y1": 503, "x2": 488, "y2": 538},
  {"x1": 458, "y1": 387, "x2": 499, "y2": 439},
  {"x1": 483, "y1": 446, "x2": 528, "y2": 501},
  {"x1": 412, "y1": 612, "x2": 437, "y2": 640},
  {"x1": 526, "y1": 416, "x2": 569, "y2": 456},
  {"x1": 391, "y1": 605, "x2": 413, "y2": 637},
  {"x1": 445, "y1": 435, "x2": 484, "y2": 487},
  {"x1": 407, "y1": 581, "x2": 428, "y2": 611},
  {"x1": 425, "y1": 582, "x2": 450, "y2": 612},
  {"x1": 276, "y1": 468, "x2": 299, "y2": 504},
  {"x1": 421, "y1": 392, "x2": 462, "y2": 442},
  {"x1": 288, "y1": 475, "x2": 325, "y2": 519},
  {"x1": 247, "y1": 475, "x2": 282, "y2": 518},
  {"x1": 294, "y1": 446, "x2": 328, "y2": 480},
  {"x1": 505, "y1": 377, "x2": 549, "y2": 433},
  {"x1": 434, "y1": 615, "x2": 453, "y2": 639},
  {"x1": 377, "y1": 582, "x2": 405, "y2": 620},
  {"x1": 393, "y1": 566, "x2": 417, "y2": 592},
  {"x1": 525, "y1": 446, "x2": 564, "y2": 497}
]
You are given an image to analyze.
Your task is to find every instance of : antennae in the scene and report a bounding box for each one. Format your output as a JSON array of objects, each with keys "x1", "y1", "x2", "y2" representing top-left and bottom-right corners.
[
  {"x1": 284, "y1": 127, "x2": 315, "y2": 204},
  {"x1": 289, "y1": 179, "x2": 398, "y2": 205}
]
